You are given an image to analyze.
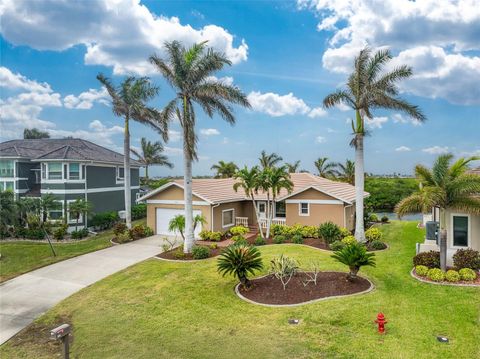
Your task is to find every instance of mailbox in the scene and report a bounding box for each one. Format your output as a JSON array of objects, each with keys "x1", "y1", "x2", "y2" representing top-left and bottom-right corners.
[{"x1": 50, "y1": 324, "x2": 71, "y2": 340}]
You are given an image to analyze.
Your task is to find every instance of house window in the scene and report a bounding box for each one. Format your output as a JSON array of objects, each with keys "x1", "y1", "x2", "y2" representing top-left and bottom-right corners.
[
  {"x1": 0, "y1": 181, "x2": 14, "y2": 191},
  {"x1": 69, "y1": 163, "x2": 80, "y2": 180},
  {"x1": 453, "y1": 216, "x2": 468, "y2": 247},
  {"x1": 41, "y1": 163, "x2": 46, "y2": 179},
  {"x1": 48, "y1": 163, "x2": 63, "y2": 180},
  {"x1": 0, "y1": 160, "x2": 14, "y2": 177},
  {"x1": 275, "y1": 201, "x2": 286, "y2": 218},
  {"x1": 299, "y1": 202, "x2": 309, "y2": 216},
  {"x1": 222, "y1": 209, "x2": 235, "y2": 228},
  {"x1": 117, "y1": 167, "x2": 125, "y2": 181},
  {"x1": 49, "y1": 201, "x2": 64, "y2": 221}
]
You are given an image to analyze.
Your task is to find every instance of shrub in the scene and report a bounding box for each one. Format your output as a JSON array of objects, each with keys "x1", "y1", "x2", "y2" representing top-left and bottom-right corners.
[
  {"x1": 199, "y1": 230, "x2": 222, "y2": 241},
  {"x1": 286, "y1": 224, "x2": 303, "y2": 238},
  {"x1": 144, "y1": 226, "x2": 154, "y2": 237},
  {"x1": 369, "y1": 214, "x2": 379, "y2": 222},
  {"x1": 271, "y1": 224, "x2": 288, "y2": 236},
  {"x1": 113, "y1": 222, "x2": 128, "y2": 236},
  {"x1": 459, "y1": 268, "x2": 477, "y2": 281},
  {"x1": 90, "y1": 211, "x2": 119, "y2": 230},
  {"x1": 254, "y1": 236, "x2": 266, "y2": 246},
  {"x1": 301, "y1": 225, "x2": 318, "y2": 238},
  {"x1": 318, "y1": 221, "x2": 341, "y2": 243},
  {"x1": 342, "y1": 235, "x2": 357, "y2": 246},
  {"x1": 14, "y1": 226, "x2": 27, "y2": 238},
  {"x1": 232, "y1": 234, "x2": 245, "y2": 242},
  {"x1": 331, "y1": 243, "x2": 376, "y2": 281},
  {"x1": 339, "y1": 227, "x2": 351, "y2": 239},
  {"x1": 209, "y1": 243, "x2": 218, "y2": 250},
  {"x1": 234, "y1": 238, "x2": 249, "y2": 246},
  {"x1": 173, "y1": 247, "x2": 186, "y2": 259},
  {"x1": 445, "y1": 270, "x2": 460, "y2": 282},
  {"x1": 365, "y1": 227, "x2": 382, "y2": 242},
  {"x1": 273, "y1": 234, "x2": 286, "y2": 244},
  {"x1": 131, "y1": 203, "x2": 147, "y2": 220},
  {"x1": 229, "y1": 226, "x2": 249, "y2": 236},
  {"x1": 415, "y1": 265, "x2": 429, "y2": 276},
  {"x1": 192, "y1": 246, "x2": 210, "y2": 259},
  {"x1": 116, "y1": 230, "x2": 132, "y2": 244},
  {"x1": 71, "y1": 228, "x2": 89, "y2": 239},
  {"x1": 452, "y1": 248, "x2": 480, "y2": 270},
  {"x1": 329, "y1": 240, "x2": 345, "y2": 251},
  {"x1": 217, "y1": 244, "x2": 263, "y2": 289},
  {"x1": 427, "y1": 268, "x2": 444, "y2": 282},
  {"x1": 413, "y1": 251, "x2": 440, "y2": 268},
  {"x1": 270, "y1": 254, "x2": 299, "y2": 290},
  {"x1": 131, "y1": 224, "x2": 146, "y2": 240},
  {"x1": 381, "y1": 216, "x2": 389, "y2": 223},
  {"x1": 53, "y1": 224, "x2": 68, "y2": 240},
  {"x1": 26, "y1": 228, "x2": 45, "y2": 240},
  {"x1": 369, "y1": 240, "x2": 387, "y2": 250},
  {"x1": 292, "y1": 234, "x2": 304, "y2": 244}
]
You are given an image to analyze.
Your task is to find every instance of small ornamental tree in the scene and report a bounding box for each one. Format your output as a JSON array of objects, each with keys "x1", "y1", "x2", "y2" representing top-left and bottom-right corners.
[
  {"x1": 217, "y1": 244, "x2": 263, "y2": 290},
  {"x1": 331, "y1": 243, "x2": 376, "y2": 281}
]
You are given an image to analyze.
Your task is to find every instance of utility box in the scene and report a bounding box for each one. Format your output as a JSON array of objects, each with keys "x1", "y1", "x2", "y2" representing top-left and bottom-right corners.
[{"x1": 425, "y1": 221, "x2": 439, "y2": 242}]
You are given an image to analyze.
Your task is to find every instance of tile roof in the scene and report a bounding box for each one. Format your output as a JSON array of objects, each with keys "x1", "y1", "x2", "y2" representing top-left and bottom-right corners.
[
  {"x1": 468, "y1": 167, "x2": 480, "y2": 176},
  {"x1": 0, "y1": 139, "x2": 142, "y2": 166},
  {"x1": 142, "y1": 172, "x2": 367, "y2": 204}
]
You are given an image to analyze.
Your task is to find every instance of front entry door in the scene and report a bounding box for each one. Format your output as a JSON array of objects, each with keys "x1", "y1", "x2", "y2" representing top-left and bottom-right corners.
[{"x1": 258, "y1": 201, "x2": 267, "y2": 219}]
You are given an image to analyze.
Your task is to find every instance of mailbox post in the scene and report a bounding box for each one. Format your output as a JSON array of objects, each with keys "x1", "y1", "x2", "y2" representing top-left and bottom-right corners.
[{"x1": 50, "y1": 324, "x2": 71, "y2": 359}]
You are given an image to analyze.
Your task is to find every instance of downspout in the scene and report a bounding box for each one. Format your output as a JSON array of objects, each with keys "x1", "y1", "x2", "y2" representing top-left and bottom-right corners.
[{"x1": 211, "y1": 203, "x2": 220, "y2": 231}]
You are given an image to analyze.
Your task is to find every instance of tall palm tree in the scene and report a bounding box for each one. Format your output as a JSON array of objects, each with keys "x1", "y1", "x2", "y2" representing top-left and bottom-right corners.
[
  {"x1": 149, "y1": 41, "x2": 250, "y2": 253},
  {"x1": 395, "y1": 154, "x2": 480, "y2": 270},
  {"x1": 23, "y1": 128, "x2": 50, "y2": 139},
  {"x1": 285, "y1": 160, "x2": 301, "y2": 173},
  {"x1": 68, "y1": 199, "x2": 93, "y2": 232},
  {"x1": 233, "y1": 166, "x2": 264, "y2": 238},
  {"x1": 314, "y1": 157, "x2": 338, "y2": 178},
  {"x1": 211, "y1": 160, "x2": 238, "y2": 178},
  {"x1": 40, "y1": 193, "x2": 61, "y2": 222},
  {"x1": 323, "y1": 47, "x2": 426, "y2": 241},
  {"x1": 259, "y1": 150, "x2": 283, "y2": 169},
  {"x1": 335, "y1": 159, "x2": 355, "y2": 185},
  {"x1": 97, "y1": 74, "x2": 161, "y2": 229},
  {"x1": 131, "y1": 137, "x2": 173, "y2": 180}
]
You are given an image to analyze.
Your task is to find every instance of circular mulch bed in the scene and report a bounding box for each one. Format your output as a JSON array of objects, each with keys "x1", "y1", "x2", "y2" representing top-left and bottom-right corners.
[
  {"x1": 237, "y1": 272, "x2": 373, "y2": 306},
  {"x1": 156, "y1": 245, "x2": 223, "y2": 261},
  {"x1": 410, "y1": 268, "x2": 480, "y2": 287}
]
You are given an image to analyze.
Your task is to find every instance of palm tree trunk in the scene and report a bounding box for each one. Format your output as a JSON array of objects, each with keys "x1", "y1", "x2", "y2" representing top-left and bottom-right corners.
[
  {"x1": 354, "y1": 133, "x2": 366, "y2": 242},
  {"x1": 266, "y1": 193, "x2": 272, "y2": 238},
  {"x1": 439, "y1": 208, "x2": 447, "y2": 271},
  {"x1": 124, "y1": 117, "x2": 132, "y2": 229},
  {"x1": 251, "y1": 193, "x2": 264, "y2": 238},
  {"x1": 183, "y1": 138, "x2": 194, "y2": 254},
  {"x1": 145, "y1": 165, "x2": 149, "y2": 180}
]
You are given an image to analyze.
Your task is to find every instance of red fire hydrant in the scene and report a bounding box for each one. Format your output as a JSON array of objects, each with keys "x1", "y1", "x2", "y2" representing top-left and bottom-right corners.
[{"x1": 375, "y1": 313, "x2": 387, "y2": 334}]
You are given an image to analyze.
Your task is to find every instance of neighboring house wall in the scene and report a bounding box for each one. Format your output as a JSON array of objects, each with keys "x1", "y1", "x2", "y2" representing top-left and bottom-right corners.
[
  {"x1": 445, "y1": 209, "x2": 480, "y2": 251},
  {"x1": 344, "y1": 204, "x2": 355, "y2": 231},
  {"x1": 285, "y1": 188, "x2": 347, "y2": 228}
]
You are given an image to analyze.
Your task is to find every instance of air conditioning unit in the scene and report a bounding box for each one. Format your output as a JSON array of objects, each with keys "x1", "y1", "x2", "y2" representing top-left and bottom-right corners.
[{"x1": 425, "y1": 221, "x2": 439, "y2": 242}]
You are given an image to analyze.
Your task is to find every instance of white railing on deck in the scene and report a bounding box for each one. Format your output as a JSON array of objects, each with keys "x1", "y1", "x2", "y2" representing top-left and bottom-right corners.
[
  {"x1": 235, "y1": 217, "x2": 249, "y2": 227},
  {"x1": 258, "y1": 217, "x2": 286, "y2": 228}
]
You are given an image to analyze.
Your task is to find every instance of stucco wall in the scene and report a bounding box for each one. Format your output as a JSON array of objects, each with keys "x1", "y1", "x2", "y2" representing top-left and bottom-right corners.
[
  {"x1": 212, "y1": 201, "x2": 249, "y2": 232},
  {"x1": 445, "y1": 209, "x2": 480, "y2": 251}
]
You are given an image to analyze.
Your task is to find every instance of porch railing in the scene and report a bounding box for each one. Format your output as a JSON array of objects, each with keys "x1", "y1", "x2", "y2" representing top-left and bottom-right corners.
[
  {"x1": 235, "y1": 217, "x2": 249, "y2": 227},
  {"x1": 258, "y1": 217, "x2": 286, "y2": 228}
]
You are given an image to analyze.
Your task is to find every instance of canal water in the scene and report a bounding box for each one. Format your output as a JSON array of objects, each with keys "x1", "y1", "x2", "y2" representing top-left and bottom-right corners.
[{"x1": 375, "y1": 212, "x2": 422, "y2": 221}]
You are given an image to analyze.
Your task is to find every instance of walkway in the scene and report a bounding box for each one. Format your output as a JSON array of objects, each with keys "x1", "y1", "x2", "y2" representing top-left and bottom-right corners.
[{"x1": 0, "y1": 235, "x2": 169, "y2": 345}]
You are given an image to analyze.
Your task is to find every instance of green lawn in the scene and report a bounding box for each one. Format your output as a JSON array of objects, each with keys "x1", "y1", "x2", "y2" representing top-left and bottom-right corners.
[
  {"x1": 2, "y1": 221, "x2": 479, "y2": 358},
  {"x1": 0, "y1": 219, "x2": 145, "y2": 282}
]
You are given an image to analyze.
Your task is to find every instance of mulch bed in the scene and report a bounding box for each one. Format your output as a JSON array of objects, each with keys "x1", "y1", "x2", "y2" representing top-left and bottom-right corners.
[
  {"x1": 239, "y1": 272, "x2": 371, "y2": 305},
  {"x1": 412, "y1": 269, "x2": 480, "y2": 286},
  {"x1": 156, "y1": 245, "x2": 223, "y2": 261}
]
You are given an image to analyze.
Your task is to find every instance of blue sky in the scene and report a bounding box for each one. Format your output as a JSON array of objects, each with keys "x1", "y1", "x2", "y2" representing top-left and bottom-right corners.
[{"x1": 1, "y1": 0, "x2": 479, "y2": 177}]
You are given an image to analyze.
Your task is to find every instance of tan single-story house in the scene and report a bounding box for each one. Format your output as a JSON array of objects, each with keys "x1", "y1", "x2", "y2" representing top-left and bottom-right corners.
[
  {"x1": 138, "y1": 172, "x2": 368, "y2": 237},
  {"x1": 419, "y1": 167, "x2": 480, "y2": 265}
]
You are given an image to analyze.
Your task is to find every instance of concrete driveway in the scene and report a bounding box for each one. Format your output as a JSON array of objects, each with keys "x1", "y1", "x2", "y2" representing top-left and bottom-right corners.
[{"x1": 0, "y1": 235, "x2": 172, "y2": 345}]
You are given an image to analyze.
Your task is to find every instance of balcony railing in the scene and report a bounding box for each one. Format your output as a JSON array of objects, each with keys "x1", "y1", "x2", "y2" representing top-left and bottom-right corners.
[
  {"x1": 235, "y1": 217, "x2": 249, "y2": 227},
  {"x1": 258, "y1": 217, "x2": 286, "y2": 228}
]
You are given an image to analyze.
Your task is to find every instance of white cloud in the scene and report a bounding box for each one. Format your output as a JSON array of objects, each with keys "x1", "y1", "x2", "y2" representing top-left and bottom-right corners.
[
  {"x1": 0, "y1": 66, "x2": 52, "y2": 93},
  {"x1": 392, "y1": 113, "x2": 422, "y2": 127},
  {"x1": 247, "y1": 91, "x2": 327, "y2": 118},
  {"x1": 164, "y1": 146, "x2": 183, "y2": 156},
  {"x1": 300, "y1": 0, "x2": 480, "y2": 105},
  {"x1": 422, "y1": 146, "x2": 449, "y2": 155},
  {"x1": 200, "y1": 128, "x2": 220, "y2": 136},
  {"x1": 365, "y1": 116, "x2": 388, "y2": 129},
  {"x1": 395, "y1": 146, "x2": 411, "y2": 152},
  {"x1": 64, "y1": 87, "x2": 109, "y2": 109},
  {"x1": 168, "y1": 129, "x2": 182, "y2": 142},
  {"x1": 327, "y1": 128, "x2": 336, "y2": 133},
  {"x1": 335, "y1": 102, "x2": 350, "y2": 112},
  {"x1": 0, "y1": 0, "x2": 248, "y2": 75},
  {"x1": 316, "y1": 136, "x2": 326, "y2": 143},
  {"x1": 206, "y1": 75, "x2": 234, "y2": 86}
]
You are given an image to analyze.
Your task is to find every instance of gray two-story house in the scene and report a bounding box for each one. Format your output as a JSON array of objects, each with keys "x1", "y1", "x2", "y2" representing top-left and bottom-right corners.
[{"x1": 0, "y1": 138, "x2": 142, "y2": 228}]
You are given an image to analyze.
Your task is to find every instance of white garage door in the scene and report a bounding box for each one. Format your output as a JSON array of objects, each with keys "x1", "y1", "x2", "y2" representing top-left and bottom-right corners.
[{"x1": 155, "y1": 208, "x2": 203, "y2": 238}]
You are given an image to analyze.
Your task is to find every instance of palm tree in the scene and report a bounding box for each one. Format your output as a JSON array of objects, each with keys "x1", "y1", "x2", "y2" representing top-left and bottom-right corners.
[
  {"x1": 23, "y1": 128, "x2": 50, "y2": 139},
  {"x1": 285, "y1": 160, "x2": 301, "y2": 173},
  {"x1": 323, "y1": 47, "x2": 426, "y2": 241},
  {"x1": 131, "y1": 137, "x2": 173, "y2": 180},
  {"x1": 168, "y1": 214, "x2": 207, "y2": 242},
  {"x1": 395, "y1": 154, "x2": 480, "y2": 270},
  {"x1": 40, "y1": 193, "x2": 61, "y2": 222},
  {"x1": 314, "y1": 157, "x2": 338, "y2": 178},
  {"x1": 149, "y1": 41, "x2": 250, "y2": 253},
  {"x1": 233, "y1": 166, "x2": 264, "y2": 238},
  {"x1": 97, "y1": 74, "x2": 161, "y2": 229},
  {"x1": 259, "y1": 150, "x2": 283, "y2": 169},
  {"x1": 211, "y1": 160, "x2": 238, "y2": 178},
  {"x1": 331, "y1": 243, "x2": 376, "y2": 281},
  {"x1": 68, "y1": 199, "x2": 93, "y2": 232},
  {"x1": 336, "y1": 159, "x2": 355, "y2": 185}
]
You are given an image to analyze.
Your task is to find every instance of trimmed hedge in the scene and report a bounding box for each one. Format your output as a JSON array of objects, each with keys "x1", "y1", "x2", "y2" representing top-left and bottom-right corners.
[
  {"x1": 453, "y1": 248, "x2": 480, "y2": 270},
  {"x1": 413, "y1": 251, "x2": 440, "y2": 268}
]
